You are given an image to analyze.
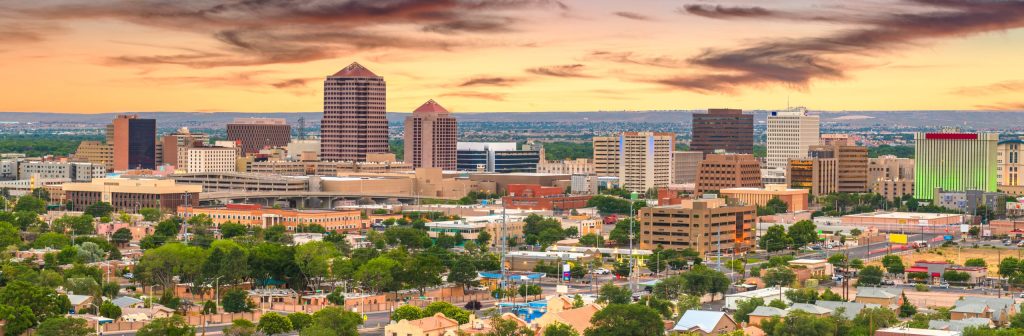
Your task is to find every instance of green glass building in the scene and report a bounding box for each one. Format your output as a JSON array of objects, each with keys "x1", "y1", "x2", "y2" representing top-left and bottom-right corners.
[{"x1": 913, "y1": 132, "x2": 998, "y2": 200}]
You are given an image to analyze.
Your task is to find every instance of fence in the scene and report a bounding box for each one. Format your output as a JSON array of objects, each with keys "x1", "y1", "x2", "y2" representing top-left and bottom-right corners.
[{"x1": 99, "y1": 311, "x2": 263, "y2": 332}]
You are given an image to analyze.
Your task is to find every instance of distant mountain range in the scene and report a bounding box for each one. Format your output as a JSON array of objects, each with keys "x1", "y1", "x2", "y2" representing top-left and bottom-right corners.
[{"x1": 1, "y1": 110, "x2": 1022, "y2": 130}]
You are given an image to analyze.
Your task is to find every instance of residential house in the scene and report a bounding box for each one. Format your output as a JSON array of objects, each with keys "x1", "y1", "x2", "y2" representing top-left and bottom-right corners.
[
  {"x1": 814, "y1": 301, "x2": 880, "y2": 320},
  {"x1": 672, "y1": 310, "x2": 737, "y2": 335},
  {"x1": 951, "y1": 297, "x2": 1017, "y2": 326},
  {"x1": 854, "y1": 287, "x2": 902, "y2": 308},
  {"x1": 68, "y1": 294, "x2": 95, "y2": 314},
  {"x1": 748, "y1": 306, "x2": 786, "y2": 327},
  {"x1": 110, "y1": 296, "x2": 144, "y2": 308},
  {"x1": 384, "y1": 313, "x2": 460, "y2": 336},
  {"x1": 532, "y1": 297, "x2": 602, "y2": 335},
  {"x1": 874, "y1": 327, "x2": 962, "y2": 336},
  {"x1": 787, "y1": 303, "x2": 832, "y2": 317},
  {"x1": 929, "y1": 318, "x2": 994, "y2": 332}
]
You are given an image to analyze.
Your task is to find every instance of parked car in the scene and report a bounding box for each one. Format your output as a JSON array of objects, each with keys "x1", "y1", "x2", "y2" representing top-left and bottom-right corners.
[
  {"x1": 933, "y1": 283, "x2": 950, "y2": 289},
  {"x1": 881, "y1": 279, "x2": 895, "y2": 286},
  {"x1": 471, "y1": 285, "x2": 489, "y2": 291},
  {"x1": 592, "y1": 268, "x2": 611, "y2": 275}
]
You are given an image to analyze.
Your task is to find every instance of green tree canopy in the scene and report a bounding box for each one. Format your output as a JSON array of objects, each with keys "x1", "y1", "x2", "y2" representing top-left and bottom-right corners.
[{"x1": 584, "y1": 304, "x2": 664, "y2": 336}]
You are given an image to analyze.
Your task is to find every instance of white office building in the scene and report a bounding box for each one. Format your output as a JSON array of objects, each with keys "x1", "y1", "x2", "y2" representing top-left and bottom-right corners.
[
  {"x1": 766, "y1": 107, "x2": 820, "y2": 171},
  {"x1": 185, "y1": 147, "x2": 236, "y2": 173}
]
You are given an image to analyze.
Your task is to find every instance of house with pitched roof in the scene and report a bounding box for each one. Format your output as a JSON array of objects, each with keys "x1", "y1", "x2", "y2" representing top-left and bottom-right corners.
[
  {"x1": 813, "y1": 300, "x2": 880, "y2": 320},
  {"x1": 672, "y1": 310, "x2": 737, "y2": 335},
  {"x1": 854, "y1": 287, "x2": 902, "y2": 308},
  {"x1": 748, "y1": 306, "x2": 786, "y2": 327},
  {"x1": 385, "y1": 313, "x2": 460, "y2": 336},
  {"x1": 951, "y1": 297, "x2": 1017, "y2": 325},
  {"x1": 929, "y1": 317, "x2": 994, "y2": 332},
  {"x1": 532, "y1": 297, "x2": 602, "y2": 335}
]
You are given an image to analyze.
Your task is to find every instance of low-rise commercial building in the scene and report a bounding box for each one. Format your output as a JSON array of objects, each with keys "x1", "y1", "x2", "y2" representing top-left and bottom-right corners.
[
  {"x1": 933, "y1": 188, "x2": 1005, "y2": 215},
  {"x1": 170, "y1": 172, "x2": 308, "y2": 192},
  {"x1": 425, "y1": 214, "x2": 525, "y2": 244},
  {"x1": 839, "y1": 211, "x2": 964, "y2": 233},
  {"x1": 18, "y1": 161, "x2": 106, "y2": 182},
  {"x1": 638, "y1": 197, "x2": 756, "y2": 255},
  {"x1": 457, "y1": 142, "x2": 540, "y2": 173},
  {"x1": 719, "y1": 184, "x2": 809, "y2": 212},
  {"x1": 468, "y1": 172, "x2": 569, "y2": 195},
  {"x1": 179, "y1": 203, "x2": 364, "y2": 233},
  {"x1": 502, "y1": 184, "x2": 591, "y2": 212},
  {"x1": 63, "y1": 178, "x2": 200, "y2": 213}
]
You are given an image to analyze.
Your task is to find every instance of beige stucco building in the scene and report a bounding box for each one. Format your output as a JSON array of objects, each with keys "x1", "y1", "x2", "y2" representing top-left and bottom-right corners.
[{"x1": 720, "y1": 184, "x2": 809, "y2": 212}]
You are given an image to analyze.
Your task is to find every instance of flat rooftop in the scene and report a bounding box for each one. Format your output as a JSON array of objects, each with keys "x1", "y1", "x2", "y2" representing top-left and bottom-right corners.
[{"x1": 843, "y1": 211, "x2": 962, "y2": 220}]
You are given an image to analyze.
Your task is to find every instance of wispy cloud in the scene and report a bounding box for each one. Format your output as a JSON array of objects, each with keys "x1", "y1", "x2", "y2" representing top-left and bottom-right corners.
[
  {"x1": 458, "y1": 76, "x2": 521, "y2": 87},
  {"x1": 587, "y1": 51, "x2": 684, "y2": 68},
  {"x1": 952, "y1": 80, "x2": 1024, "y2": 96},
  {"x1": 527, "y1": 64, "x2": 592, "y2": 78},
  {"x1": 678, "y1": 5, "x2": 775, "y2": 19},
  {"x1": 657, "y1": 0, "x2": 1024, "y2": 93},
  {"x1": 975, "y1": 102, "x2": 1024, "y2": 111},
  {"x1": 441, "y1": 91, "x2": 506, "y2": 101},
  {"x1": 271, "y1": 78, "x2": 312, "y2": 89},
  {"x1": 613, "y1": 11, "x2": 652, "y2": 21}
]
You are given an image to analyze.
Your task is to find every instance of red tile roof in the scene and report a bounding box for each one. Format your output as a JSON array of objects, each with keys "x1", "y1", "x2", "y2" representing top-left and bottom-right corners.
[
  {"x1": 413, "y1": 99, "x2": 449, "y2": 113},
  {"x1": 332, "y1": 62, "x2": 379, "y2": 78}
]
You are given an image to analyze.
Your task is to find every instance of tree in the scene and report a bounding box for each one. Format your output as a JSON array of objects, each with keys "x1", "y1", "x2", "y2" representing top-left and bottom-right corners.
[
  {"x1": 155, "y1": 219, "x2": 182, "y2": 237},
  {"x1": 0, "y1": 304, "x2": 37, "y2": 336},
  {"x1": 485, "y1": 316, "x2": 534, "y2": 336},
  {"x1": 899, "y1": 292, "x2": 918, "y2": 318},
  {"x1": 422, "y1": 301, "x2": 471, "y2": 324},
  {"x1": 85, "y1": 202, "x2": 114, "y2": 218},
  {"x1": 858, "y1": 266, "x2": 885, "y2": 286},
  {"x1": 544, "y1": 322, "x2": 580, "y2": 336},
  {"x1": 573, "y1": 294, "x2": 585, "y2": 308},
  {"x1": 14, "y1": 195, "x2": 47, "y2": 214},
  {"x1": 301, "y1": 306, "x2": 362, "y2": 336},
  {"x1": 289, "y1": 312, "x2": 314, "y2": 331},
  {"x1": 850, "y1": 259, "x2": 865, "y2": 269},
  {"x1": 136, "y1": 316, "x2": 195, "y2": 336},
  {"x1": 787, "y1": 220, "x2": 818, "y2": 248},
  {"x1": 476, "y1": 230, "x2": 492, "y2": 247},
  {"x1": 392, "y1": 305, "x2": 424, "y2": 321},
  {"x1": 819, "y1": 288, "x2": 844, "y2": 301},
  {"x1": 881, "y1": 255, "x2": 905, "y2": 275},
  {"x1": 220, "y1": 222, "x2": 248, "y2": 238},
  {"x1": 139, "y1": 207, "x2": 162, "y2": 222},
  {"x1": 0, "y1": 221, "x2": 20, "y2": 250},
  {"x1": 764, "y1": 197, "x2": 789, "y2": 214},
  {"x1": 135, "y1": 243, "x2": 206, "y2": 291},
  {"x1": 295, "y1": 241, "x2": 337, "y2": 291},
  {"x1": 33, "y1": 232, "x2": 71, "y2": 249},
  {"x1": 597, "y1": 283, "x2": 631, "y2": 305},
  {"x1": 224, "y1": 319, "x2": 257, "y2": 336},
  {"x1": 827, "y1": 253, "x2": 848, "y2": 269},
  {"x1": 734, "y1": 297, "x2": 765, "y2": 323},
  {"x1": 222, "y1": 289, "x2": 252, "y2": 313},
  {"x1": 405, "y1": 254, "x2": 445, "y2": 295},
  {"x1": 449, "y1": 255, "x2": 479, "y2": 288},
  {"x1": 759, "y1": 225, "x2": 792, "y2": 252},
  {"x1": 763, "y1": 267, "x2": 796, "y2": 287},
  {"x1": 853, "y1": 307, "x2": 899, "y2": 334},
  {"x1": 785, "y1": 287, "x2": 819, "y2": 304},
  {"x1": 609, "y1": 218, "x2": 639, "y2": 246},
  {"x1": 111, "y1": 227, "x2": 133, "y2": 246},
  {"x1": 258, "y1": 312, "x2": 294, "y2": 335},
  {"x1": 356, "y1": 256, "x2": 400, "y2": 293},
  {"x1": 99, "y1": 300, "x2": 123, "y2": 319},
  {"x1": 36, "y1": 316, "x2": 94, "y2": 336},
  {"x1": 584, "y1": 304, "x2": 664, "y2": 336},
  {"x1": 965, "y1": 258, "x2": 987, "y2": 267},
  {"x1": 0, "y1": 280, "x2": 72, "y2": 320},
  {"x1": 578, "y1": 233, "x2": 604, "y2": 247},
  {"x1": 326, "y1": 288, "x2": 345, "y2": 306},
  {"x1": 762, "y1": 310, "x2": 837, "y2": 336}
]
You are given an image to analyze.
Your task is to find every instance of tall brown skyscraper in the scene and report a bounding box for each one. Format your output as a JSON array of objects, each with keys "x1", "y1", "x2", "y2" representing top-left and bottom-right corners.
[
  {"x1": 321, "y1": 62, "x2": 388, "y2": 162},
  {"x1": 404, "y1": 100, "x2": 457, "y2": 169},
  {"x1": 690, "y1": 108, "x2": 753, "y2": 156}
]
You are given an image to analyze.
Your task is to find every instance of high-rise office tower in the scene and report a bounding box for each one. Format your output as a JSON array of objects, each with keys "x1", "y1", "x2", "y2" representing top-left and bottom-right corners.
[
  {"x1": 162, "y1": 127, "x2": 210, "y2": 167},
  {"x1": 592, "y1": 136, "x2": 620, "y2": 176},
  {"x1": 226, "y1": 118, "x2": 291, "y2": 155},
  {"x1": 809, "y1": 136, "x2": 868, "y2": 193},
  {"x1": 914, "y1": 131, "x2": 998, "y2": 200},
  {"x1": 766, "y1": 108, "x2": 820, "y2": 171},
  {"x1": 591, "y1": 132, "x2": 674, "y2": 192},
  {"x1": 404, "y1": 100, "x2": 457, "y2": 169},
  {"x1": 690, "y1": 108, "x2": 753, "y2": 156},
  {"x1": 672, "y1": 151, "x2": 703, "y2": 184},
  {"x1": 112, "y1": 114, "x2": 156, "y2": 170},
  {"x1": 321, "y1": 62, "x2": 388, "y2": 162}
]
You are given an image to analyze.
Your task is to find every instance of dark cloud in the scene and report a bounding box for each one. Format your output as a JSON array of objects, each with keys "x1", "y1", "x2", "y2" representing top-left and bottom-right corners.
[
  {"x1": 527, "y1": 64, "x2": 592, "y2": 78},
  {"x1": 10, "y1": 0, "x2": 565, "y2": 68},
  {"x1": 679, "y1": 5, "x2": 775, "y2": 19},
  {"x1": 659, "y1": 0, "x2": 1024, "y2": 93},
  {"x1": 587, "y1": 51, "x2": 684, "y2": 68},
  {"x1": 952, "y1": 80, "x2": 1024, "y2": 96},
  {"x1": 613, "y1": 11, "x2": 651, "y2": 21},
  {"x1": 441, "y1": 91, "x2": 505, "y2": 101},
  {"x1": 459, "y1": 77, "x2": 520, "y2": 87}
]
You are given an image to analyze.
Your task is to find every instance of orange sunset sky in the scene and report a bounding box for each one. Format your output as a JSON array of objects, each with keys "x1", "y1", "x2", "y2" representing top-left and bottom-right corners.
[{"x1": 1, "y1": 0, "x2": 1023, "y2": 113}]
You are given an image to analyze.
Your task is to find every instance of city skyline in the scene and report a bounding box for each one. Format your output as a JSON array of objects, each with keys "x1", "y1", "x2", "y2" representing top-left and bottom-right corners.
[{"x1": 0, "y1": 0, "x2": 1022, "y2": 113}]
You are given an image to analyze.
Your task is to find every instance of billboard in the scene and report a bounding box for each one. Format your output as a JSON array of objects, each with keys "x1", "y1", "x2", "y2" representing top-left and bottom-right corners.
[{"x1": 889, "y1": 234, "x2": 908, "y2": 244}]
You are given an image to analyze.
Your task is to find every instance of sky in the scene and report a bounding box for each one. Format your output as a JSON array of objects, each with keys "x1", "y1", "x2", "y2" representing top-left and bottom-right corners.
[{"x1": 1, "y1": 0, "x2": 1023, "y2": 114}]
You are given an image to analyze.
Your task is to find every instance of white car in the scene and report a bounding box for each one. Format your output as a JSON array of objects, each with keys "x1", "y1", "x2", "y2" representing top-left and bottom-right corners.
[{"x1": 592, "y1": 268, "x2": 611, "y2": 275}]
